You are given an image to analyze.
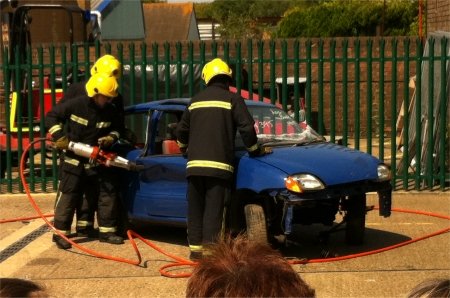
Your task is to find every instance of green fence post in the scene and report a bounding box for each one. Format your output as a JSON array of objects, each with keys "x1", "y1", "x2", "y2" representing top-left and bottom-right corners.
[
  {"x1": 318, "y1": 39, "x2": 324, "y2": 135},
  {"x1": 257, "y1": 40, "x2": 264, "y2": 102},
  {"x1": 95, "y1": 39, "x2": 101, "y2": 59},
  {"x1": 50, "y1": 45, "x2": 58, "y2": 190},
  {"x1": 342, "y1": 39, "x2": 348, "y2": 146},
  {"x1": 199, "y1": 42, "x2": 206, "y2": 91},
  {"x1": 176, "y1": 42, "x2": 182, "y2": 98},
  {"x1": 378, "y1": 39, "x2": 385, "y2": 161},
  {"x1": 354, "y1": 39, "x2": 361, "y2": 150},
  {"x1": 223, "y1": 41, "x2": 229, "y2": 64},
  {"x1": 61, "y1": 45, "x2": 68, "y2": 93},
  {"x1": 438, "y1": 37, "x2": 448, "y2": 190},
  {"x1": 247, "y1": 39, "x2": 253, "y2": 99},
  {"x1": 235, "y1": 41, "x2": 242, "y2": 93},
  {"x1": 188, "y1": 41, "x2": 194, "y2": 97},
  {"x1": 26, "y1": 47, "x2": 35, "y2": 192},
  {"x1": 269, "y1": 40, "x2": 276, "y2": 104},
  {"x1": 281, "y1": 40, "x2": 288, "y2": 111},
  {"x1": 415, "y1": 38, "x2": 423, "y2": 189},
  {"x1": 293, "y1": 39, "x2": 300, "y2": 122},
  {"x1": 366, "y1": 39, "x2": 373, "y2": 155},
  {"x1": 426, "y1": 37, "x2": 435, "y2": 189},
  {"x1": 141, "y1": 43, "x2": 148, "y2": 104},
  {"x1": 390, "y1": 39, "x2": 398, "y2": 186},
  {"x1": 83, "y1": 43, "x2": 90, "y2": 81},
  {"x1": 164, "y1": 42, "x2": 171, "y2": 98},
  {"x1": 15, "y1": 46, "x2": 23, "y2": 193},
  {"x1": 306, "y1": 39, "x2": 312, "y2": 126},
  {"x1": 402, "y1": 38, "x2": 411, "y2": 190},
  {"x1": 117, "y1": 43, "x2": 124, "y2": 96},
  {"x1": 71, "y1": 44, "x2": 79, "y2": 84},
  {"x1": 105, "y1": 43, "x2": 111, "y2": 54},
  {"x1": 152, "y1": 43, "x2": 159, "y2": 100},
  {"x1": 129, "y1": 43, "x2": 136, "y2": 106},
  {"x1": 211, "y1": 42, "x2": 217, "y2": 58},
  {"x1": 3, "y1": 47, "x2": 13, "y2": 192},
  {"x1": 37, "y1": 46, "x2": 46, "y2": 192},
  {"x1": 330, "y1": 39, "x2": 336, "y2": 142}
]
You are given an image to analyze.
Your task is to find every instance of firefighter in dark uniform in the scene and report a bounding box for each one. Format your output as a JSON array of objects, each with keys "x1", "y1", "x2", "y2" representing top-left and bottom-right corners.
[
  {"x1": 58, "y1": 55, "x2": 130, "y2": 237},
  {"x1": 176, "y1": 58, "x2": 272, "y2": 260},
  {"x1": 46, "y1": 73, "x2": 124, "y2": 249}
]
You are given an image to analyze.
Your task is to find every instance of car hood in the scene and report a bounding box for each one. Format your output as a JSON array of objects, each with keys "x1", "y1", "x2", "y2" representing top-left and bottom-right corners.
[{"x1": 246, "y1": 142, "x2": 382, "y2": 186}]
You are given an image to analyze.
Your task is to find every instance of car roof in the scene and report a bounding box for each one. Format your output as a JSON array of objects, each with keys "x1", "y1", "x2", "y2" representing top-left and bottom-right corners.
[{"x1": 124, "y1": 98, "x2": 277, "y2": 114}]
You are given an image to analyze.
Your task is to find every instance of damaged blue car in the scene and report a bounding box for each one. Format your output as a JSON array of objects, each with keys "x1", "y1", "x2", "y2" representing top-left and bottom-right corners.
[{"x1": 118, "y1": 98, "x2": 392, "y2": 245}]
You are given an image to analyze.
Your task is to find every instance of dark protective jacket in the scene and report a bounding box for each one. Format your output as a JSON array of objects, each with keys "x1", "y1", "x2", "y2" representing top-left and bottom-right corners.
[
  {"x1": 62, "y1": 81, "x2": 125, "y2": 133},
  {"x1": 176, "y1": 81, "x2": 259, "y2": 180},
  {"x1": 45, "y1": 95, "x2": 121, "y2": 175}
]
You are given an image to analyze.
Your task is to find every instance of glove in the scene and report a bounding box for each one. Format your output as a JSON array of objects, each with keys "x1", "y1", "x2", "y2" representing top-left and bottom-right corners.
[
  {"x1": 250, "y1": 145, "x2": 272, "y2": 157},
  {"x1": 98, "y1": 135, "x2": 115, "y2": 147},
  {"x1": 54, "y1": 136, "x2": 69, "y2": 150},
  {"x1": 259, "y1": 146, "x2": 273, "y2": 156}
]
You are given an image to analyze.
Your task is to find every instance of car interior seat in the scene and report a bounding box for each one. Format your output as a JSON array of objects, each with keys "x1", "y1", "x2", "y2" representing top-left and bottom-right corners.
[
  {"x1": 162, "y1": 140, "x2": 181, "y2": 154},
  {"x1": 162, "y1": 123, "x2": 181, "y2": 154}
]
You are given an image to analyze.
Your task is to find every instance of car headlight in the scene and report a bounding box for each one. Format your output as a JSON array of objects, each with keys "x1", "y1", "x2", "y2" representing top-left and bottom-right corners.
[
  {"x1": 377, "y1": 164, "x2": 391, "y2": 181},
  {"x1": 284, "y1": 174, "x2": 325, "y2": 193}
]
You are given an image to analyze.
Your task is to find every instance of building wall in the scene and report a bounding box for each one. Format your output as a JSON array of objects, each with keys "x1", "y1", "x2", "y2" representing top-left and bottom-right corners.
[{"x1": 427, "y1": 0, "x2": 450, "y2": 33}]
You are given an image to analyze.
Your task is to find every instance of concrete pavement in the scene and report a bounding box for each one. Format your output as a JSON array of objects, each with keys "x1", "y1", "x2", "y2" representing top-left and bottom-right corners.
[{"x1": 0, "y1": 192, "x2": 449, "y2": 297}]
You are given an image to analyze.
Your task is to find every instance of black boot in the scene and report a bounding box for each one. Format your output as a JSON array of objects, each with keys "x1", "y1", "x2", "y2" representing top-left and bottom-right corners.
[
  {"x1": 99, "y1": 232, "x2": 124, "y2": 244},
  {"x1": 76, "y1": 227, "x2": 97, "y2": 238},
  {"x1": 189, "y1": 251, "x2": 203, "y2": 261},
  {"x1": 52, "y1": 234, "x2": 72, "y2": 249}
]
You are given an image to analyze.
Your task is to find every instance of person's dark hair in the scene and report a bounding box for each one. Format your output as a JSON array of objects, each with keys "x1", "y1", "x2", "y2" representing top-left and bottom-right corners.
[
  {"x1": 186, "y1": 235, "x2": 315, "y2": 297},
  {"x1": 407, "y1": 278, "x2": 450, "y2": 298},
  {"x1": 0, "y1": 278, "x2": 46, "y2": 297}
]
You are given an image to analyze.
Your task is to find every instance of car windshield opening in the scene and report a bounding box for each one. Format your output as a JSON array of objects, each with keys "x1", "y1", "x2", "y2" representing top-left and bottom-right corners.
[{"x1": 236, "y1": 105, "x2": 324, "y2": 150}]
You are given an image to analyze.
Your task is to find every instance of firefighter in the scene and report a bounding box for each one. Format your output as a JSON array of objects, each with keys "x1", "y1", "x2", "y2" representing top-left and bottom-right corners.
[
  {"x1": 59, "y1": 54, "x2": 129, "y2": 238},
  {"x1": 176, "y1": 58, "x2": 272, "y2": 260},
  {"x1": 46, "y1": 73, "x2": 124, "y2": 249}
]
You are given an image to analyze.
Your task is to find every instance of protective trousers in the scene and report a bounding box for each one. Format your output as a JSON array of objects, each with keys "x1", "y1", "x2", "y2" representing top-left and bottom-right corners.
[
  {"x1": 54, "y1": 167, "x2": 119, "y2": 233},
  {"x1": 187, "y1": 176, "x2": 230, "y2": 252}
]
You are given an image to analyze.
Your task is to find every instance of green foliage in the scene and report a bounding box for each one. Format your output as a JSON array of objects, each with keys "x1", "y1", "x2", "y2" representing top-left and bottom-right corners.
[
  {"x1": 194, "y1": 3, "x2": 215, "y2": 19},
  {"x1": 277, "y1": 0, "x2": 419, "y2": 38},
  {"x1": 207, "y1": 0, "x2": 317, "y2": 39}
]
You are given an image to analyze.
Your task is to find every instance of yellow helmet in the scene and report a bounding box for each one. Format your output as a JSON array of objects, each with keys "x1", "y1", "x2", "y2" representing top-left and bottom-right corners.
[
  {"x1": 90, "y1": 54, "x2": 121, "y2": 78},
  {"x1": 85, "y1": 73, "x2": 119, "y2": 98},
  {"x1": 201, "y1": 58, "x2": 232, "y2": 85}
]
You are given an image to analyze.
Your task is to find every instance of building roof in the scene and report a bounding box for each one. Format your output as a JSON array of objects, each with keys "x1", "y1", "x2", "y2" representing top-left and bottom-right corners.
[{"x1": 142, "y1": 3, "x2": 197, "y2": 41}]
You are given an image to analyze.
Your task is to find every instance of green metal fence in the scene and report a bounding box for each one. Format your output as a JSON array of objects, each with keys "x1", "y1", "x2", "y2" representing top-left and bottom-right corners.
[{"x1": 0, "y1": 37, "x2": 448, "y2": 193}]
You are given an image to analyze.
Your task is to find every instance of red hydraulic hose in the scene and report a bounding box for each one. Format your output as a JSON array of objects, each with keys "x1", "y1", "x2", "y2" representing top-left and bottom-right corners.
[
  {"x1": 17, "y1": 138, "x2": 196, "y2": 276},
  {"x1": 1, "y1": 137, "x2": 448, "y2": 278}
]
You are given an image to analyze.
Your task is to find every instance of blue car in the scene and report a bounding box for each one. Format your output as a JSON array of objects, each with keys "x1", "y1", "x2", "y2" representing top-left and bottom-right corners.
[{"x1": 118, "y1": 98, "x2": 392, "y2": 245}]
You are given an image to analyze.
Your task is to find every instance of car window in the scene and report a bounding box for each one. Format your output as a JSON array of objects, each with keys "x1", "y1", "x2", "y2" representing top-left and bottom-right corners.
[
  {"x1": 124, "y1": 112, "x2": 148, "y2": 148},
  {"x1": 235, "y1": 105, "x2": 324, "y2": 149},
  {"x1": 153, "y1": 111, "x2": 182, "y2": 155}
]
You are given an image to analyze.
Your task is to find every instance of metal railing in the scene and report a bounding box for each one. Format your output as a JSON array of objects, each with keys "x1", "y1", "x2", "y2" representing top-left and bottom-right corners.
[{"x1": 1, "y1": 36, "x2": 448, "y2": 193}]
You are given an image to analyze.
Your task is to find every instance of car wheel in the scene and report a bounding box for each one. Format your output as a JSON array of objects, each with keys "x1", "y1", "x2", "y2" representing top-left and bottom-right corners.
[
  {"x1": 244, "y1": 204, "x2": 268, "y2": 244},
  {"x1": 345, "y1": 194, "x2": 366, "y2": 245}
]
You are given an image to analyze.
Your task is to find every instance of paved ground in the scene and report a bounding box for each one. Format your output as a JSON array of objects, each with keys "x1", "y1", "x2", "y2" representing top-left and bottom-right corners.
[{"x1": 0, "y1": 192, "x2": 449, "y2": 297}]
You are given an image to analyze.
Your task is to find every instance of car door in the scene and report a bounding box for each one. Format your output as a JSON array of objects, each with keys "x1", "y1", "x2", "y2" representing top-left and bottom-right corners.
[{"x1": 128, "y1": 109, "x2": 188, "y2": 224}]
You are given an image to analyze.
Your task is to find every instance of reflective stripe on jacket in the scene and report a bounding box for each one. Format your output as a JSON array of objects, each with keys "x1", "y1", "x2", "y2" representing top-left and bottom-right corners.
[{"x1": 176, "y1": 82, "x2": 258, "y2": 180}]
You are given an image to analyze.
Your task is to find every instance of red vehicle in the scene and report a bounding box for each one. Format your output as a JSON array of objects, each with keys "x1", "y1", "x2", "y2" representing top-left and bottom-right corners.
[{"x1": 0, "y1": 3, "x2": 91, "y2": 178}]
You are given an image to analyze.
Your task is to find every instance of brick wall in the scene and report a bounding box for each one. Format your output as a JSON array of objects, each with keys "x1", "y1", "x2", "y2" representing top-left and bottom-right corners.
[{"x1": 427, "y1": 0, "x2": 450, "y2": 33}]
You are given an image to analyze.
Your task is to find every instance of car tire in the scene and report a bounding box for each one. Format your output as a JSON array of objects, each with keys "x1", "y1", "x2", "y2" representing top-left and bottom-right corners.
[
  {"x1": 244, "y1": 204, "x2": 268, "y2": 244},
  {"x1": 345, "y1": 194, "x2": 366, "y2": 245}
]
